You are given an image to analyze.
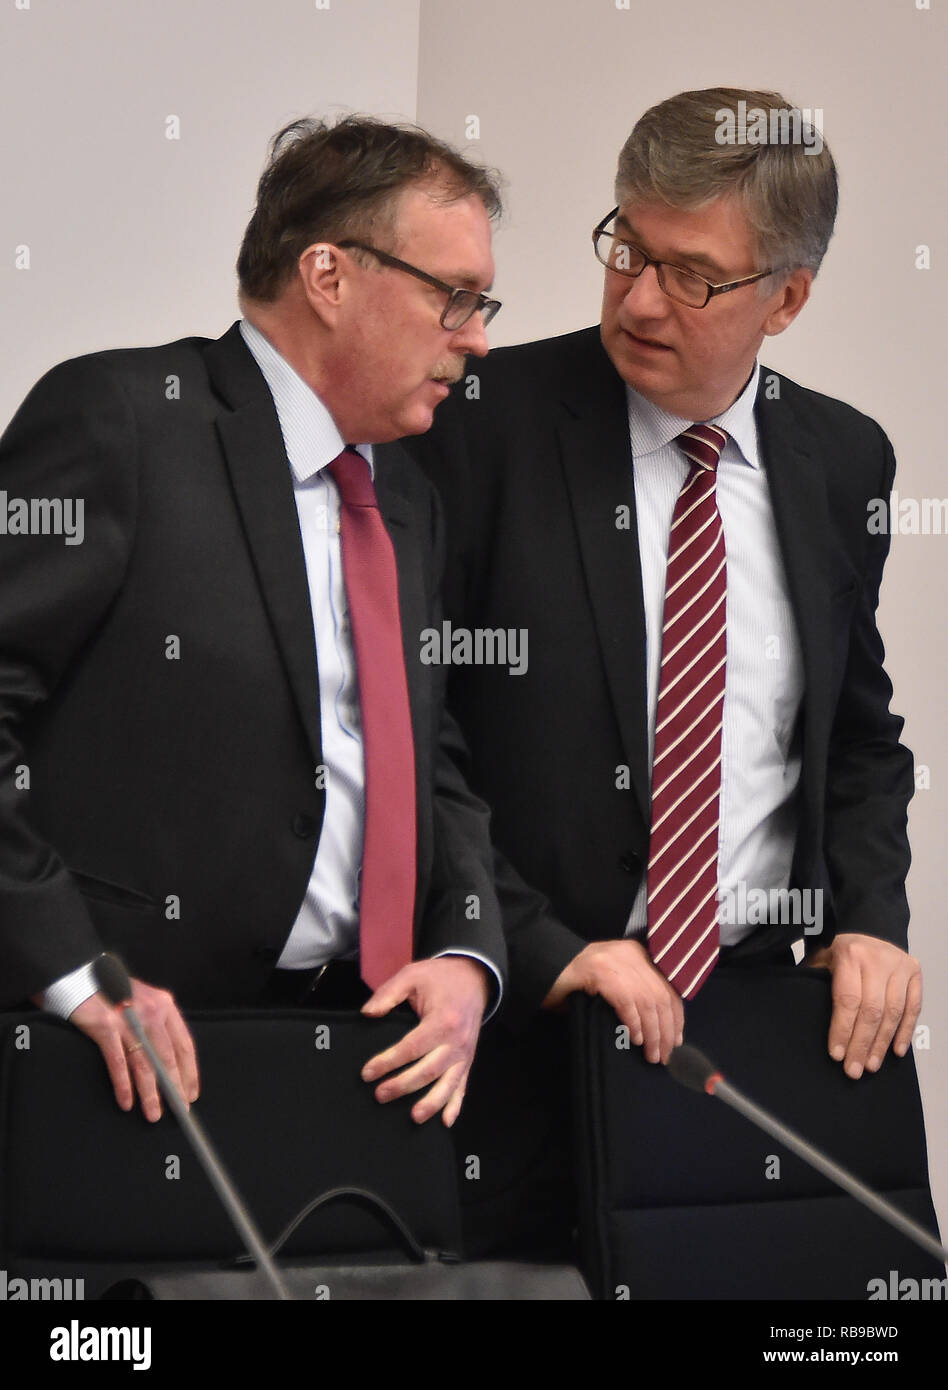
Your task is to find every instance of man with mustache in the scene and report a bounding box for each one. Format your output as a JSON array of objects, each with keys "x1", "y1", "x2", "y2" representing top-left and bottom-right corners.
[
  {"x1": 0, "y1": 115, "x2": 507, "y2": 1128},
  {"x1": 408, "y1": 88, "x2": 923, "y2": 1255}
]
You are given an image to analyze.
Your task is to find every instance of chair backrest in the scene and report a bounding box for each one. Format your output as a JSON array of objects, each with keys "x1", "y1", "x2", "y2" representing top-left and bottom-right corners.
[
  {"x1": 572, "y1": 967, "x2": 943, "y2": 1299},
  {"x1": 0, "y1": 1008, "x2": 461, "y2": 1298}
]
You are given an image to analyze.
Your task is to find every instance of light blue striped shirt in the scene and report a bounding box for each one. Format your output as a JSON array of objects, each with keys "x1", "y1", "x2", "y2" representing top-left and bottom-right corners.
[
  {"x1": 241, "y1": 321, "x2": 501, "y2": 1005},
  {"x1": 241, "y1": 319, "x2": 370, "y2": 968}
]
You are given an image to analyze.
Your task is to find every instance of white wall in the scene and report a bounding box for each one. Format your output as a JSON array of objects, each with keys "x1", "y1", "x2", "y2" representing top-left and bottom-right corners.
[{"x1": 0, "y1": 0, "x2": 421, "y2": 419}]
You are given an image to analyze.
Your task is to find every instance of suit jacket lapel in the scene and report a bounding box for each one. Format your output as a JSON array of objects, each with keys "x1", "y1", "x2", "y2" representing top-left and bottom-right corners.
[
  {"x1": 756, "y1": 374, "x2": 836, "y2": 782},
  {"x1": 557, "y1": 335, "x2": 651, "y2": 834},
  {"x1": 205, "y1": 324, "x2": 323, "y2": 769}
]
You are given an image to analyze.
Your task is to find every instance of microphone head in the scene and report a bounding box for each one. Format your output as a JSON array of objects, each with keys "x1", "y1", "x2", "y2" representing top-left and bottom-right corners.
[
  {"x1": 94, "y1": 952, "x2": 133, "y2": 1006},
  {"x1": 668, "y1": 1044, "x2": 721, "y2": 1094}
]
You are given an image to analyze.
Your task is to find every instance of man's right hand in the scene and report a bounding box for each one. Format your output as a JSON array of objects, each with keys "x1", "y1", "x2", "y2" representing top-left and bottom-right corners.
[
  {"x1": 68, "y1": 979, "x2": 200, "y2": 1122},
  {"x1": 543, "y1": 938, "x2": 684, "y2": 1064}
]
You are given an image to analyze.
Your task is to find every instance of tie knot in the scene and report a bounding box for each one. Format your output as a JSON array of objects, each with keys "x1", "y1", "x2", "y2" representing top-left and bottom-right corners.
[
  {"x1": 677, "y1": 423, "x2": 728, "y2": 473},
  {"x1": 328, "y1": 447, "x2": 376, "y2": 507}
]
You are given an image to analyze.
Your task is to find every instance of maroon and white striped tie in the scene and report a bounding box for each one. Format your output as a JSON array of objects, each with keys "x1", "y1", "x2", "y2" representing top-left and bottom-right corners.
[{"x1": 646, "y1": 423, "x2": 728, "y2": 999}]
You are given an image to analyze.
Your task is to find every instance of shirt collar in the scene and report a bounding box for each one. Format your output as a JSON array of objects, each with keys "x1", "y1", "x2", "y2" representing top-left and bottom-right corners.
[
  {"x1": 239, "y1": 318, "x2": 374, "y2": 483},
  {"x1": 625, "y1": 361, "x2": 761, "y2": 470}
]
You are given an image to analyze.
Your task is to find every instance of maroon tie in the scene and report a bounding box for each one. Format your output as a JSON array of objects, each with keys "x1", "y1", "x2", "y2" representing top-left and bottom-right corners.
[
  {"x1": 646, "y1": 424, "x2": 728, "y2": 999},
  {"x1": 329, "y1": 448, "x2": 416, "y2": 990}
]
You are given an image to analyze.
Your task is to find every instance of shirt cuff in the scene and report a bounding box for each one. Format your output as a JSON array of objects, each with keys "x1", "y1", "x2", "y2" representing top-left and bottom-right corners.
[
  {"x1": 42, "y1": 961, "x2": 100, "y2": 1019},
  {"x1": 433, "y1": 949, "x2": 503, "y2": 1022}
]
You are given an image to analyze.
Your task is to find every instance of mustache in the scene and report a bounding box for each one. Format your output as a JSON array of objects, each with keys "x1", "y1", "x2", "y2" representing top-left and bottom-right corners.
[{"x1": 432, "y1": 360, "x2": 465, "y2": 384}]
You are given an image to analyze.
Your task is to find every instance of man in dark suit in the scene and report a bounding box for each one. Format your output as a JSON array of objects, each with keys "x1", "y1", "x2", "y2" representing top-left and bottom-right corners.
[
  {"x1": 0, "y1": 116, "x2": 507, "y2": 1129},
  {"x1": 407, "y1": 88, "x2": 922, "y2": 1252}
]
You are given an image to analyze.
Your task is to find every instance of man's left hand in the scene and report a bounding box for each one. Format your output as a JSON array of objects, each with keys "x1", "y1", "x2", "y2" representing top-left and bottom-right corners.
[
  {"x1": 360, "y1": 956, "x2": 489, "y2": 1126},
  {"x1": 808, "y1": 933, "x2": 922, "y2": 1079}
]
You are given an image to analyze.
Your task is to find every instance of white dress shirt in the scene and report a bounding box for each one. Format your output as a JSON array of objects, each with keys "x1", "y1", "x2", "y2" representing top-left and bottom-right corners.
[
  {"x1": 623, "y1": 365, "x2": 805, "y2": 946},
  {"x1": 241, "y1": 319, "x2": 369, "y2": 969}
]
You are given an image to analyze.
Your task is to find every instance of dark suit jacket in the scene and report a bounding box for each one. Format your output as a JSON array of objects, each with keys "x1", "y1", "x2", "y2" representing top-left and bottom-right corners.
[
  {"x1": 0, "y1": 323, "x2": 505, "y2": 1007},
  {"x1": 407, "y1": 326, "x2": 914, "y2": 1017}
]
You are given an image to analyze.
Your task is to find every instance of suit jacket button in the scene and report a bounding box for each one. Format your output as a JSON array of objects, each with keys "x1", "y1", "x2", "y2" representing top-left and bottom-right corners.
[
  {"x1": 619, "y1": 851, "x2": 641, "y2": 874},
  {"x1": 292, "y1": 813, "x2": 317, "y2": 838}
]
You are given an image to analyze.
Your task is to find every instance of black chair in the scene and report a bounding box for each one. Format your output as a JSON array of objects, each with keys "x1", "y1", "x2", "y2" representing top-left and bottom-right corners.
[
  {"x1": 572, "y1": 967, "x2": 944, "y2": 1299},
  {"x1": 0, "y1": 1009, "x2": 588, "y2": 1299}
]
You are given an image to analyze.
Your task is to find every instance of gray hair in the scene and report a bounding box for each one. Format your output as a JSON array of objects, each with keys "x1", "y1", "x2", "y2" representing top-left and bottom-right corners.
[{"x1": 614, "y1": 88, "x2": 838, "y2": 277}]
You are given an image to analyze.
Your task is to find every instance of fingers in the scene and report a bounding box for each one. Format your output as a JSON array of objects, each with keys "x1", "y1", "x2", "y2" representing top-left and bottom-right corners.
[
  {"x1": 133, "y1": 987, "x2": 200, "y2": 1105},
  {"x1": 364, "y1": 1032, "x2": 471, "y2": 1125},
  {"x1": 361, "y1": 966, "x2": 414, "y2": 1019},
  {"x1": 362, "y1": 1018, "x2": 433, "y2": 1084},
  {"x1": 70, "y1": 980, "x2": 199, "y2": 1121},
  {"x1": 623, "y1": 986, "x2": 682, "y2": 1064},
  {"x1": 439, "y1": 1069, "x2": 469, "y2": 1129},
  {"x1": 573, "y1": 940, "x2": 684, "y2": 1065},
  {"x1": 361, "y1": 958, "x2": 485, "y2": 1122},
  {"x1": 826, "y1": 951, "x2": 866, "y2": 1072},
  {"x1": 371, "y1": 1044, "x2": 449, "y2": 1100},
  {"x1": 825, "y1": 936, "x2": 922, "y2": 1078},
  {"x1": 69, "y1": 994, "x2": 141, "y2": 1114},
  {"x1": 857, "y1": 961, "x2": 921, "y2": 1074},
  {"x1": 666, "y1": 988, "x2": 685, "y2": 1056},
  {"x1": 363, "y1": 1034, "x2": 469, "y2": 1125},
  {"x1": 628, "y1": 996, "x2": 660, "y2": 1064},
  {"x1": 362, "y1": 1014, "x2": 471, "y2": 1112},
  {"x1": 893, "y1": 969, "x2": 923, "y2": 1058},
  {"x1": 167, "y1": 1007, "x2": 201, "y2": 1102},
  {"x1": 832, "y1": 973, "x2": 884, "y2": 1081},
  {"x1": 624, "y1": 1001, "x2": 644, "y2": 1050},
  {"x1": 370, "y1": 1050, "x2": 469, "y2": 1127},
  {"x1": 418, "y1": 1061, "x2": 469, "y2": 1128},
  {"x1": 864, "y1": 971, "x2": 912, "y2": 1074},
  {"x1": 124, "y1": 1032, "x2": 164, "y2": 1123},
  {"x1": 87, "y1": 1010, "x2": 138, "y2": 1115}
]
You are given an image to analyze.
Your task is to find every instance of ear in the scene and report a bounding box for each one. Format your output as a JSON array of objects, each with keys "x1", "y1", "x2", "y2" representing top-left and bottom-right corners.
[
  {"x1": 297, "y1": 243, "x2": 346, "y2": 325},
  {"x1": 762, "y1": 267, "x2": 813, "y2": 337}
]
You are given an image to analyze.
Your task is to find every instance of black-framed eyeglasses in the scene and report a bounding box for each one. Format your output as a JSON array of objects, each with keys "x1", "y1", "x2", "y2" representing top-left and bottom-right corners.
[
  {"x1": 592, "y1": 208, "x2": 783, "y2": 309},
  {"x1": 336, "y1": 239, "x2": 501, "y2": 330}
]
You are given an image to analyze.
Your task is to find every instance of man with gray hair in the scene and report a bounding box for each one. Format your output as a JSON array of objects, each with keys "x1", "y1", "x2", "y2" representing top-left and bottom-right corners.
[{"x1": 408, "y1": 88, "x2": 922, "y2": 1254}]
